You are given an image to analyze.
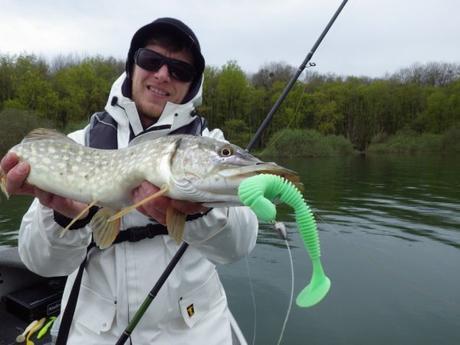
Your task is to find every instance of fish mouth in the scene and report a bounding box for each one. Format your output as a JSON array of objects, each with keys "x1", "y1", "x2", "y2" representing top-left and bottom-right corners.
[{"x1": 219, "y1": 162, "x2": 303, "y2": 191}]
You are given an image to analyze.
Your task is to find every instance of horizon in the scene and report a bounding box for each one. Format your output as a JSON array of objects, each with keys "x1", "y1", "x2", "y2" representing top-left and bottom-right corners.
[{"x1": 1, "y1": 50, "x2": 459, "y2": 81}]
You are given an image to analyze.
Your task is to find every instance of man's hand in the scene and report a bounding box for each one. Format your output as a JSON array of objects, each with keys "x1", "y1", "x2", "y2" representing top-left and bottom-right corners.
[
  {"x1": 1, "y1": 152, "x2": 35, "y2": 196},
  {"x1": 1, "y1": 152, "x2": 89, "y2": 219},
  {"x1": 132, "y1": 181, "x2": 209, "y2": 225}
]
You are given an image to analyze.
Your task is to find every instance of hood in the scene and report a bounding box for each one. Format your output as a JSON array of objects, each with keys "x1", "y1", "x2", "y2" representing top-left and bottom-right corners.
[
  {"x1": 104, "y1": 72, "x2": 203, "y2": 148},
  {"x1": 124, "y1": 17, "x2": 205, "y2": 104}
]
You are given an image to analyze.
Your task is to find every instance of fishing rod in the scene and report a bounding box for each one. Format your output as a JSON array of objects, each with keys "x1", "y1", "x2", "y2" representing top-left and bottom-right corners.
[
  {"x1": 247, "y1": 0, "x2": 348, "y2": 151},
  {"x1": 114, "y1": 1, "x2": 348, "y2": 343}
]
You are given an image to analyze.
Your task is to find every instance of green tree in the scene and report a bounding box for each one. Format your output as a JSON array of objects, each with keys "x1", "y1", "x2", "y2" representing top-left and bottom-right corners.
[
  {"x1": 3, "y1": 55, "x2": 50, "y2": 112},
  {"x1": 200, "y1": 66, "x2": 221, "y2": 127},
  {"x1": 224, "y1": 118, "x2": 251, "y2": 147},
  {"x1": 214, "y1": 61, "x2": 251, "y2": 129},
  {"x1": 0, "y1": 55, "x2": 16, "y2": 109},
  {"x1": 51, "y1": 57, "x2": 120, "y2": 128}
]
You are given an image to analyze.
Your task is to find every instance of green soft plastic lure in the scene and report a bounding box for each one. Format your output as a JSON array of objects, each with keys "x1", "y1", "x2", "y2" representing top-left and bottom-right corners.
[{"x1": 238, "y1": 174, "x2": 331, "y2": 307}]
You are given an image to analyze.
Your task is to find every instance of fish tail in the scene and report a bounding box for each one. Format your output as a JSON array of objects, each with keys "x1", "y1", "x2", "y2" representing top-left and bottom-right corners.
[
  {"x1": 90, "y1": 208, "x2": 120, "y2": 249},
  {"x1": 0, "y1": 168, "x2": 9, "y2": 199}
]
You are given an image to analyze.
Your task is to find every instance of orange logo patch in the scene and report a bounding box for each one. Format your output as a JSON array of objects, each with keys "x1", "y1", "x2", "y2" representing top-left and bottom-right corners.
[{"x1": 186, "y1": 304, "x2": 195, "y2": 317}]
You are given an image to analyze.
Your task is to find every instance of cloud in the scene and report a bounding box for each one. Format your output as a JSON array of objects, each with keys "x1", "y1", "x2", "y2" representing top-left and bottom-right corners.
[{"x1": 1, "y1": 0, "x2": 459, "y2": 77}]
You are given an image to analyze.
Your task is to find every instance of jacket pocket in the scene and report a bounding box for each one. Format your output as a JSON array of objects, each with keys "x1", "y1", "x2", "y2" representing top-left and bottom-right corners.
[
  {"x1": 178, "y1": 271, "x2": 225, "y2": 328},
  {"x1": 74, "y1": 284, "x2": 116, "y2": 334}
]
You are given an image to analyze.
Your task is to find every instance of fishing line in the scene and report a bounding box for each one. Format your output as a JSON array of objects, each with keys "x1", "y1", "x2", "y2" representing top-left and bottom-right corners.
[
  {"x1": 262, "y1": 63, "x2": 317, "y2": 150},
  {"x1": 244, "y1": 256, "x2": 258, "y2": 345},
  {"x1": 246, "y1": 0, "x2": 349, "y2": 151},
  {"x1": 113, "y1": 2, "x2": 347, "y2": 343},
  {"x1": 245, "y1": 221, "x2": 295, "y2": 345},
  {"x1": 274, "y1": 222, "x2": 295, "y2": 345}
]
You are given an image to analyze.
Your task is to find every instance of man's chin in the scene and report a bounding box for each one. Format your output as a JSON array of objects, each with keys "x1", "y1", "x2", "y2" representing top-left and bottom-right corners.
[{"x1": 138, "y1": 108, "x2": 163, "y2": 128}]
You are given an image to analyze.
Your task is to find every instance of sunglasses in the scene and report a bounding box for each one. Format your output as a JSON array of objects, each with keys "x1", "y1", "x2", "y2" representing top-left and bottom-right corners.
[{"x1": 134, "y1": 48, "x2": 196, "y2": 83}]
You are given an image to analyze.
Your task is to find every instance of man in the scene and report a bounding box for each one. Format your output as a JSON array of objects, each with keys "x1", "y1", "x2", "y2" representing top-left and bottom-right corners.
[{"x1": 0, "y1": 18, "x2": 258, "y2": 344}]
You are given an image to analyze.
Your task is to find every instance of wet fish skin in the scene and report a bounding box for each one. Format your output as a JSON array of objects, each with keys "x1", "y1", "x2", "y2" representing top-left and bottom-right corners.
[
  {"x1": 3, "y1": 129, "x2": 299, "y2": 208},
  {"x1": 4, "y1": 129, "x2": 144, "y2": 209},
  {"x1": 1, "y1": 128, "x2": 300, "y2": 247}
]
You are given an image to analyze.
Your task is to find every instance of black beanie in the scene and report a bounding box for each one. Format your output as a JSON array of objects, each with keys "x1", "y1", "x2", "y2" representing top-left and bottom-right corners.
[{"x1": 123, "y1": 17, "x2": 205, "y2": 104}]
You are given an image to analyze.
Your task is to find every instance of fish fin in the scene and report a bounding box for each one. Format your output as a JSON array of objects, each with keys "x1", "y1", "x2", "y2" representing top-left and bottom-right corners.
[
  {"x1": 108, "y1": 185, "x2": 169, "y2": 222},
  {"x1": 22, "y1": 128, "x2": 76, "y2": 144},
  {"x1": 166, "y1": 207, "x2": 186, "y2": 244},
  {"x1": 0, "y1": 168, "x2": 9, "y2": 199},
  {"x1": 90, "y1": 208, "x2": 120, "y2": 249},
  {"x1": 59, "y1": 200, "x2": 98, "y2": 238}
]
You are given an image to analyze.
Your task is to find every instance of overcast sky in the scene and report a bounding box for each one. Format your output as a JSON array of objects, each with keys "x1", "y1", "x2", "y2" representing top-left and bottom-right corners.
[{"x1": 1, "y1": 0, "x2": 459, "y2": 78}]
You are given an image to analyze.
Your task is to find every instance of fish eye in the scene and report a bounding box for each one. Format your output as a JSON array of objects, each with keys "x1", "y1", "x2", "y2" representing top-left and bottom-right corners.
[{"x1": 219, "y1": 146, "x2": 234, "y2": 157}]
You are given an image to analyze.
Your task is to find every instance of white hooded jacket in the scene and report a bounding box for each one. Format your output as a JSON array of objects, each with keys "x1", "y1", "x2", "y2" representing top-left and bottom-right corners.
[{"x1": 18, "y1": 73, "x2": 258, "y2": 345}]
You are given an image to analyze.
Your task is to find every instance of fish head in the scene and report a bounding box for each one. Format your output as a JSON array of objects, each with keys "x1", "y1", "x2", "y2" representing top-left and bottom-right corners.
[{"x1": 169, "y1": 136, "x2": 301, "y2": 206}]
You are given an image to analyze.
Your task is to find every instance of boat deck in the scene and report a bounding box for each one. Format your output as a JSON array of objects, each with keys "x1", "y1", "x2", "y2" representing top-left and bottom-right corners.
[{"x1": 0, "y1": 247, "x2": 54, "y2": 345}]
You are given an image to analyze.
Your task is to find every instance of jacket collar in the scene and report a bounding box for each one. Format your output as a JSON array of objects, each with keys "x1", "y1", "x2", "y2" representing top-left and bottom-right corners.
[{"x1": 104, "y1": 73, "x2": 203, "y2": 147}]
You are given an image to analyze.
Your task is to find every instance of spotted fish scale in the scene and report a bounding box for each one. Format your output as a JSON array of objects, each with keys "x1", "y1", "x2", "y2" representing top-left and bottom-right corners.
[{"x1": 1, "y1": 128, "x2": 300, "y2": 248}]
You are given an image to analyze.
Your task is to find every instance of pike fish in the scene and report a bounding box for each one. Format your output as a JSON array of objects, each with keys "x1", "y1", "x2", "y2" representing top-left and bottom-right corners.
[{"x1": 0, "y1": 128, "x2": 300, "y2": 249}]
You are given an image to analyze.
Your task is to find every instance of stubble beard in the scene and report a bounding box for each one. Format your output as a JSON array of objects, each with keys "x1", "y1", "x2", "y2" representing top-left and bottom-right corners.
[{"x1": 133, "y1": 90, "x2": 166, "y2": 128}]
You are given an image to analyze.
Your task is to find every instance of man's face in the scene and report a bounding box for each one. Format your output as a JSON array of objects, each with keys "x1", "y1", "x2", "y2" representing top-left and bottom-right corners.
[{"x1": 131, "y1": 44, "x2": 194, "y2": 128}]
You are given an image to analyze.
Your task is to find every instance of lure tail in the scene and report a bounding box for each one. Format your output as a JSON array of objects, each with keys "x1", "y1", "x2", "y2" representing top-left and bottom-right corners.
[{"x1": 238, "y1": 173, "x2": 331, "y2": 308}]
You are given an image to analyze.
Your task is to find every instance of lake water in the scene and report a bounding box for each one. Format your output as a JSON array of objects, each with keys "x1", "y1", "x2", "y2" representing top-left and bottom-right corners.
[{"x1": 1, "y1": 155, "x2": 459, "y2": 344}]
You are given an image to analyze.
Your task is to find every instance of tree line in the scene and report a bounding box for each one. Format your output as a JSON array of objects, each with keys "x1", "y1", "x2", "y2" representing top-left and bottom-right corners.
[{"x1": 1, "y1": 53, "x2": 459, "y2": 151}]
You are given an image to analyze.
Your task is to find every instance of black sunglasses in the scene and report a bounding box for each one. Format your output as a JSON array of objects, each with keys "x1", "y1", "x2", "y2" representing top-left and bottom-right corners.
[{"x1": 134, "y1": 48, "x2": 196, "y2": 83}]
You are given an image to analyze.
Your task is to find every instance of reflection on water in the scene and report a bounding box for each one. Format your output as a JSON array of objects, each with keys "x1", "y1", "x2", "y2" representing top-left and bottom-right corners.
[
  {"x1": 284, "y1": 155, "x2": 460, "y2": 249},
  {"x1": 1, "y1": 155, "x2": 460, "y2": 344},
  {"x1": 253, "y1": 155, "x2": 460, "y2": 251},
  {"x1": 220, "y1": 155, "x2": 460, "y2": 345},
  {"x1": 0, "y1": 196, "x2": 32, "y2": 247}
]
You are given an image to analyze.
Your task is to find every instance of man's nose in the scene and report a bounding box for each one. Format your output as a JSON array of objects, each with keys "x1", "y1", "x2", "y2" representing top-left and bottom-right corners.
[{"x1": 154, "y1": 64, "x2": 171, "y2": 82}]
